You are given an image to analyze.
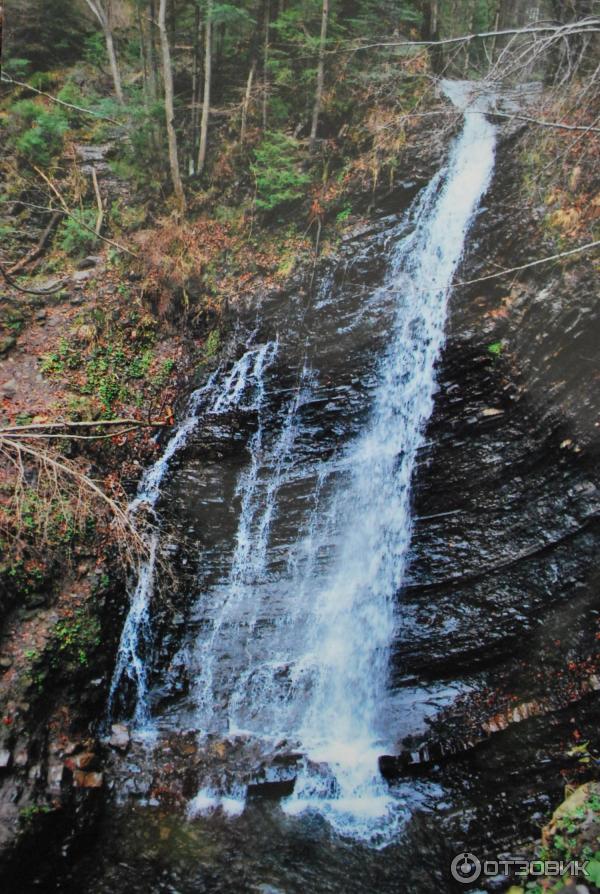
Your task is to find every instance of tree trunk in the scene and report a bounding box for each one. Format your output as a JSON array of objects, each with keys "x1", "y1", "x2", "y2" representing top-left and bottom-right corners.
[
  {"x1": 83, "y1": 0, "x2": 124, "y2": 104},
  {"x1": 489, "y1": 5, "x2": 501, "y2": 63},
  {"x1": 240, "y1": 59, "x2": 256, "y2": 144},
  {"x1": 462, "y1": 1, "x2": 475, "y2": 75},
  {"x1": 158, "y1": 0, "x2": 186, "y2": 212},
  {"x1": 104, "y1": 24, "x2": 124, "y2": 104},
  {"x1": 423, "y1": 0, "x2": 439, "y2": 38},
  {"x1": 137, "y1": 6, "x2": 150, "y2": 105},
  {"x1": 148, "y1": 0, "x2": 160, "y2": 102},
  {"x1": 197, "y1": 0, "x2": 212, "y2": 175},
  {"x1": 189, "y1": 4, "x2": 201, "y2": 174},
  {"x1": 262, "y1": 0, "x2": 270, "y2": 129},
  {"x1": 430, "y1": 0, "x2": 438, "y2": 35},
  {"x1": 309, "y1": 0, "x2": 329, "y2": 152}
]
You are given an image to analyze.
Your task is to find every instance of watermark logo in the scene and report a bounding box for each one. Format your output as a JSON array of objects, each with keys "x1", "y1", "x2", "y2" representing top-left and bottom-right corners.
[
  {"x1": 450, "y1": 853, "x2": 589, "y2": 885},
  {"x1": 450, "y1": 853, "x2": 482, "y2": 884}
]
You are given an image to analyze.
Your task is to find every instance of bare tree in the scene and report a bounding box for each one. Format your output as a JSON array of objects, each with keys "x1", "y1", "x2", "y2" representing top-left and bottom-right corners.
[
  {"x1": 197, "y1": 0, "x2": 213, "y2": 175},
  {"x1": 309, "y1": 0, "x2": 329, "y2": 152},
  {"x1": 189, "y1": 2, "x2": 202, "y2": 174},
  {"x1": 82, "y1": 0, "x2": 125, "y2": 104},
  {"x1": 240, "y1": 59, "x2": 257, "y2": 144},
  {"x1": 262, "y1": 0, "x2": 270, "y2": 129},
  {"x1": 158, "y1": 0, "x2": 187, "y2": 212}
]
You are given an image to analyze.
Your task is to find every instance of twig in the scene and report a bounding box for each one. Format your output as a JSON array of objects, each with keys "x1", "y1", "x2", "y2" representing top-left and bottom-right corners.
[
  {"x1": 0, "y1": 263, "x2": 67, "y2": 295},
  {"x1": 32, "y1": 165, "x2": 138, "y2": 257},
  {"x1": 0, "y1": 418, "x2": 171, "y2": 434},
  {"x1": 455, "y1": 240, "x2": 600, "y2": 287},
  {"x1": 7, "y1": 211, "x2": 63, "y2": 275},
  {"x1": 0, "y1": 74, "x2": 123, "y2": 124},
  {"x1": 91, "y1": 167, "x2": 104, "y2": 236},
  {"x1": 2, "y1": 428, "x2": 141, "y2": 441},
  {"x1": 0, "y1": 435, "x2": 148, "y2": 564}
]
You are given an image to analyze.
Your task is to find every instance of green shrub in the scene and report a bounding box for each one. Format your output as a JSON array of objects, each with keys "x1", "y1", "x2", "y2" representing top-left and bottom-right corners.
[
  {"x1": 83, "y1": 31, "x2": 107, "y2": 68},
  {"x1": 3, "y1": 57, "x2": 31, "y2": 79},
  {"x1": 58, "y1": 209, "x2": 99, "y2": 256},
  {"x1": 203, "y1": 329, "x2": 221, "y2": 360},
  {"x1": 56, "y1": 80, "x2": 87, "y2": 126},
  {"x1": 28, "y1": 71, "x2": 55, "y2": 91},
  {"x1": 53, "y1": 608, "x2": 101, "y2": 668},
  {"x1": 252, "y1": 131, "x2": 311, "y2": 213},
  {"x1": 11, "y1": 99, "x2": 68, "y2": 166}
]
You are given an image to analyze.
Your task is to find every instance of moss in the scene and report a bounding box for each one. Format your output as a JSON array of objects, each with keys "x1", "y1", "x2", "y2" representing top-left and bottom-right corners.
[
  {"x1": 51, "y1": 608, "x2": 102, "y2": 670},
  {"x1": 202, "y1": 328, "x2": 221, "y2": 361},
  {"x1": 512, "y1": 782, "x2": 600, "y2": 891},
  {"x1": 18, "y1": 805, "x2": 53, "y2": 827},
  {"x1": 0, "y1": 558, "x2": 48, "y2": 601},
  {"x1": 39, "y1": 317, "x2": 170, "y2": 415}
]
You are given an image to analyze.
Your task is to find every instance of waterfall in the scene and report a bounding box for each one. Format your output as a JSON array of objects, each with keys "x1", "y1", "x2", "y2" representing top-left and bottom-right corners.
[
  {"x1": 109, "y1": 81, "x2": 497, "y2": 846},
  {"x1": 187, "y1": 82, "x2": 496, "y2": 842},
  {"x1": 107, "y1": 340, "x2": 278, "y2": 726},
  {"x1": 282, "y1": 83, "x2": 498, "y2": 842}
]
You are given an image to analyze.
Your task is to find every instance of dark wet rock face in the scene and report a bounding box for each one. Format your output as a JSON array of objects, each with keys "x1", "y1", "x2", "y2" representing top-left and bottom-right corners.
[
  {"x1": 401, "y1": 131, "x2": 600, "y2": 691},
  {"x1": 375, "y1": 131, "x2": 600, "y2": 885}
]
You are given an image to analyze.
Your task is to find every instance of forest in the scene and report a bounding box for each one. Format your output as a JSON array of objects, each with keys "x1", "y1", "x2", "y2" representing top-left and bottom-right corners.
[{"x1": 1, "y1": 1, "x2": 600, "y2": 892}]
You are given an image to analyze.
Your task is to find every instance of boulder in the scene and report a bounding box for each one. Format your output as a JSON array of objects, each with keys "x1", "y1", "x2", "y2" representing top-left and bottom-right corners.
[
  {"x1": 71, "y1": 269, "x2": 93, "y2": 283},
  {"x1": 77, "y1": 256, "x2": 102, "y2": 270},
  {"x1": 73, "y1": 770, "x2": 103, "y2": 789},
  {"x1": 0, "y1": 378, "x2": 17, "y2": 399},
  {"x1": 0, "y1": 337, "x2": 16, "y2": 356},
  {"x1": 109, "y1": 723, "x2": 130, "y2": 753}
]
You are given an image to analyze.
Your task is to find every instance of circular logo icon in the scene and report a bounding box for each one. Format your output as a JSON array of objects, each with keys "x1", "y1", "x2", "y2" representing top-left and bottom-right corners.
[{"x1": 450, "y1": 852, "x2": 482, "y2": 884}]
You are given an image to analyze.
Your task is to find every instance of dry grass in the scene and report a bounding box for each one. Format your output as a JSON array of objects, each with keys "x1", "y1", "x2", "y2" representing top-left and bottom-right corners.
[{"x1": 0, "y1": 433, "x2": 149, "y2": 573}]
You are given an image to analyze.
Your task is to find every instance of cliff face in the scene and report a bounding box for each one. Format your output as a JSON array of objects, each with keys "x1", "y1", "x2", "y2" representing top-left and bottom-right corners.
[
  {"x1": 406, "y1": 123, "x2": 600, "y2": 678},
  {"x1": 383, "y1": 124, "x2": 600, "y2": 889}
]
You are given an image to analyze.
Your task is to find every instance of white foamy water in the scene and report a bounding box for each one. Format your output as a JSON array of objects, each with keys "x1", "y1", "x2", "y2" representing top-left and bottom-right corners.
[{"x1": 107, "y1": 341, "x2": 278, "y2": 726}]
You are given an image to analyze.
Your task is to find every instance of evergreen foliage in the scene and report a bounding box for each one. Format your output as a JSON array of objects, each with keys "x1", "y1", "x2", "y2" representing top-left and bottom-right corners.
[
  {"x1": 4, "y1": 0, "x2": 90, "y2": 68},
  {"x1": 10, "y1": 100, "x2": 69, "y2": 166},
  {"x1": 252, "y1": 131, "x2": 311, "y2": 212}
]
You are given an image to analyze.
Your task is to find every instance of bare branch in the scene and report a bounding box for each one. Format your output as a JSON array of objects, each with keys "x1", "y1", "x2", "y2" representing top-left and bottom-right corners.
[
  {"x1": 0, "y1": 74, "x2": 122, "y2": 124},
  {"x1": 489, "y1": 110, "x2": 600, "y2": 133},
  {"x1": 0, "y1": 435, "x2": 149, "y2": 568},
  {"x1": 32, "y1": 165, "x2": 138, "y2": 257},
  {"x1": 0, "y1": 263, "x2": 68, "y2": 295},
  {"x1": 456, "y1": 240, "x2": 600, "y2": 288},
  {"x1": 350, "y1": 19, "x2": 600, "y2": 54},
  {"x1": 0, "y1": 419, "x2": 171, "y2": 434},
  {"x1": 7, "y1": 211, "x2": 63, "y2": 275},
  {"x1": 91, "y1": 167, "x2": 104, "y2": 236}
]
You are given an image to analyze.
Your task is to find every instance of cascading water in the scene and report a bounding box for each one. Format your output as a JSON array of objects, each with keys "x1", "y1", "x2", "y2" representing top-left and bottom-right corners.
[
  {"x1": 282, "y1": 83, "x2": 498, "y2": 842},
  {"x1": 109, "y1": 81, "x2": 497, "y2": 845},
  {"x1": 107, "y1": 339, "x2": 279, "y2": 727}
]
